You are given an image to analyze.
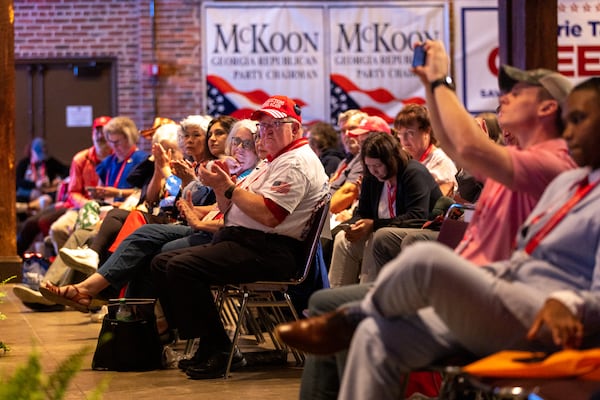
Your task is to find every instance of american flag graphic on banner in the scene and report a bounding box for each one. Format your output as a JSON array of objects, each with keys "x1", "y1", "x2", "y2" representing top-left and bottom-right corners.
[
  {"x1": 207, "y1": 75, "x2": 308, "y2": 120},
  {"x1": 207, "y1": 75, "x2": 269, "y2": 119},
  {"x1": 330, "y1": 74, "x2": 426, "y2": 124}
]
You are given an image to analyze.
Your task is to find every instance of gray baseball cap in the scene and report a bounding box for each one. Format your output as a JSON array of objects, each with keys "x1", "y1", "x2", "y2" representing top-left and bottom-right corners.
[{"x1": 499, "y1": 65, "x2": 573, "y2": 106}]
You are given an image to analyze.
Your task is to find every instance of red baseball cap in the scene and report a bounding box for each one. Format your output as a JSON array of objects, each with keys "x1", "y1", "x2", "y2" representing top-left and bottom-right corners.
[
  {"x1": 347, "y1": 116, "x2": 391, "y2": 137},
  {"x1": 250, "y1": 95, "x2": 302, "y2": 124},
  {"x1": 92, "y1": 116, "x2": 112, "y2": 129}
]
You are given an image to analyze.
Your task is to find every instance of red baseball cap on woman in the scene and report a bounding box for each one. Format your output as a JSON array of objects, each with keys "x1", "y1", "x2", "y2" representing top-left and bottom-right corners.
[{"x1": 347, "y1": 116, "x2": 391, "y2": 137}]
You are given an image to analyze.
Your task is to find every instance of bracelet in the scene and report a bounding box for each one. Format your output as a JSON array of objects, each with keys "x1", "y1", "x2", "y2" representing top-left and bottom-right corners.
[
  {"x1": 224, "y1": 184, "x2": 236, "y2": 200},
  {"x1": 119, "y1": 189, "x2": 123, "y2": 197}
]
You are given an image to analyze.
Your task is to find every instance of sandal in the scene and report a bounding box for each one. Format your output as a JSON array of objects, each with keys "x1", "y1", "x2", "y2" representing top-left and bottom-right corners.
[{"x1": 39, "y1": 283, "x2": 92, "y2": 313}]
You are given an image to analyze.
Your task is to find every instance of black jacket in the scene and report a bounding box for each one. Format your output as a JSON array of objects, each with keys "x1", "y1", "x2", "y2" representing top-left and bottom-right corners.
[
  {"x1": 319, "y1": 147, "x2": 346, "y2": 177},
  {"x1": 357, "y1": 159, "x2": 442, "y2": 231}
]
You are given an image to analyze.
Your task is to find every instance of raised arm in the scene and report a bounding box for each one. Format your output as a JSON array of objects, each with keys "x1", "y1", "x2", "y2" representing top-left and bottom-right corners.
[
  {"x1": 145, "y1": 143, "x2": 172, "y2": 205},
  {"x1": 413, "y1": 40, "x2": 514, "y2": 186}
]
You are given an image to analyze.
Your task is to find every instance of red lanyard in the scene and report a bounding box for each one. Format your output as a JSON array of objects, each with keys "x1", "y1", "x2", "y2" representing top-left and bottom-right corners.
[
  {"x1": 419, "y1": 143, "x2": 434, "y2": 163},
  {"x1": 106, "y1": 149, "x2": 135, "y2": 188},
  {"x1": 387, "y1": 181, "x2": 396, "y2": 218},
  {"x1": 524, "y1": 176, "x2": 596, "y2": 254},
  {"x1": 330, "y1": 160, "x2": 348, "y2": 183}
]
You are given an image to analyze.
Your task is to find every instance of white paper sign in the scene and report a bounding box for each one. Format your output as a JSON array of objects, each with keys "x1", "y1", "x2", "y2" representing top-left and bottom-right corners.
[{"x1": 66, "y1": 106, "x2": 93, "y2": 127}]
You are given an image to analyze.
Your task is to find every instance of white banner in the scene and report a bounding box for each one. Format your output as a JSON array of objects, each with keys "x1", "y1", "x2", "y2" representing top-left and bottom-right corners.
[
  {"x1": 328, "y1": 3, "x2": 446, "y2": 123},
  {"x1": 452, "y1": 1, "x2": 499, "y2": 114},
  {"x1": 204, "y1": 2, "x2": 448, "y2": 125},
  {"x1": 204, "y1": 4, "x2": 327, "y2": 124}
]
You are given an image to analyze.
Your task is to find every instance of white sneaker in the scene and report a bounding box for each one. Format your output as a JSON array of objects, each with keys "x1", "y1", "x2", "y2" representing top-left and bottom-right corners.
[
  {"x1": 13, "y1": 284, "x2": 56, "y2": 306},
  {"x1": 90, "y1": 305, "x2": 108, "y2": 323},
  {"x1": 59, "y1": 246, "x2": 99, "y2": 276}
]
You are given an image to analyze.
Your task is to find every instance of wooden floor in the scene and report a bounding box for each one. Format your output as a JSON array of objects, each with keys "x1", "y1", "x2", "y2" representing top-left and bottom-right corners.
[{"x1": 0, "y1": 284, "x2": 302, "y2": 399}]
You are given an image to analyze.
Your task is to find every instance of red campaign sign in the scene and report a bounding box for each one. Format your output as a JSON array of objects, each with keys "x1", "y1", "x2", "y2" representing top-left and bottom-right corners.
[{"x1": 454, "y1": 0, "x2": 600, "y2": 114}]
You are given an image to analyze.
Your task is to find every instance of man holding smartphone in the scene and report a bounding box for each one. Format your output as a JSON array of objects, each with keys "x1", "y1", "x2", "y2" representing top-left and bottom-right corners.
[{"x1": 408, "y1": 41, "x2": 576, "y2": 266}]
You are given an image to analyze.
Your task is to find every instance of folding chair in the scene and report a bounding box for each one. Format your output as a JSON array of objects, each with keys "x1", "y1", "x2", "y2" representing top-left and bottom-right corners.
[
  {"x1": 435, "y1": 202, "x2": 473, "y2": 249},
  {"x1": 434, "y1": 349, "x2": 600, "y2": 399},
  {"x1": 215, "y1": 197, "x2": 330, "y2": 378}
]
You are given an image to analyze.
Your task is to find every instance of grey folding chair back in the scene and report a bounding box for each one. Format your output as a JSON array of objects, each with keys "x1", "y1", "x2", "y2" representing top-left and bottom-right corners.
[{"x1": 437, "y1": 203, "x2": 474, "y2": 249}]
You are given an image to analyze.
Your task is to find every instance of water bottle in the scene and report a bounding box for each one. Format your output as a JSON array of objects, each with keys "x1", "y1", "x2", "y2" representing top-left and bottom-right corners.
[{"x1": 115, "y1": 298, "x2": 133, "y2": 321}]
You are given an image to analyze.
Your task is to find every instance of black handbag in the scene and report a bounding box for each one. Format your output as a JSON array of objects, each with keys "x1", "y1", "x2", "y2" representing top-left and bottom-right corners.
[{"x1": 92, "y1": 298, "x2": 163, "y2": 371}]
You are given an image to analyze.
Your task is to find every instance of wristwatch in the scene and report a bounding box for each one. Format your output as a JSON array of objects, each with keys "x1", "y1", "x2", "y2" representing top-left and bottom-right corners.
[
  {"x1": 430, "y1": 76, "x2": 455, "y2": 92},
  {"x1": 224, "y1": 184, "x2": 236, "y2": 199}
]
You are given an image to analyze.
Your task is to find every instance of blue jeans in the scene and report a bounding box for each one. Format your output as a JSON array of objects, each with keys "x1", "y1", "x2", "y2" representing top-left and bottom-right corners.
[
  {"x1": 98, "y1": 223, "x2": 212, "y2": 298},
  {"x1": 160, "y1": 229, "x2": 214, "y2": 253},
  {"x1": 299, "y1": 284, "x2": 371, "y2": 400}
]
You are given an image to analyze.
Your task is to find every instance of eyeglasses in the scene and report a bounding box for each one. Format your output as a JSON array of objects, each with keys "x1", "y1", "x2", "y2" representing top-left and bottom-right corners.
[
  {"x1": 256, "y1": 121, "x2": 294, "y2": 131},
  {"x1": 231, "y1": 137, "x2": 255, "y2": 150}
]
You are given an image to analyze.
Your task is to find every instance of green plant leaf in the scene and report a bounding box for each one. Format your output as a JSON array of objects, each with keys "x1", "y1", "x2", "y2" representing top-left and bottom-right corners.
[
  {"x1": 44, "y1": 347, "x2": 89, "y2": 400},
  {"x1": 0, "y1": 346, "x2": 109, "y2": 400},
  {"x1": 0, "y1": 350, "x2": 44, "y2": 400}
]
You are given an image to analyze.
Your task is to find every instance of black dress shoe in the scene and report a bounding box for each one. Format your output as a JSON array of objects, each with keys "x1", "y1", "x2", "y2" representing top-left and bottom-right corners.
[
  {"x1": 178, "y1": 345, "x2": 211, "y2": 370},
  {"x1": 274, "y1": 309, "x2": 357, "y2": 355},
  {"x1": 186, "y1": 348, "x2": 247, "y2": 379}
]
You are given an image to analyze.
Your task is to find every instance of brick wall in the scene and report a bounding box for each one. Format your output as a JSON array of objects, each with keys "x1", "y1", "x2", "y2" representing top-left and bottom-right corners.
[{"x1": 14, "y1": 0, "x2": 204, "y2": 131}]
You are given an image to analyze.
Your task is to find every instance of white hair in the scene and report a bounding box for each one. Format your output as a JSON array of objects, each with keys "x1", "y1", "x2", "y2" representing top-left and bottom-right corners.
[
  {"x1": 180, "y1": 115, "x2": 212, "y2": 134},
  {"x1": 152, "y1": 123, "x2": 180, "y2": 145}
]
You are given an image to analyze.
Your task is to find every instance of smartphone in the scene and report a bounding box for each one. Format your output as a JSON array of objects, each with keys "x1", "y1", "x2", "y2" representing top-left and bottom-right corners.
[
  {"x1": 86, "y1": 186, "x2": 97, "y2": 196},
  {"x1": 412, "y1": 44, "x2": 426, "y2": 68},
  {"x1": 338, "y1": 223, "x2": 352, "y2": 232}
]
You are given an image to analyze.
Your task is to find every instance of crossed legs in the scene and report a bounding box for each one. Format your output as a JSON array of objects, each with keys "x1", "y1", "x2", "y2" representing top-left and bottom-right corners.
[{"x1": 340, "y1": 242, "x2": 542, "y2": 399}]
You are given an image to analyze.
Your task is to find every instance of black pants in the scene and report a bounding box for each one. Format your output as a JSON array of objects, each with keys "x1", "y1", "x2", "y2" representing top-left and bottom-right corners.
[{"x1": 150, "y1": 226, "x2": 301, "y2": 343}]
